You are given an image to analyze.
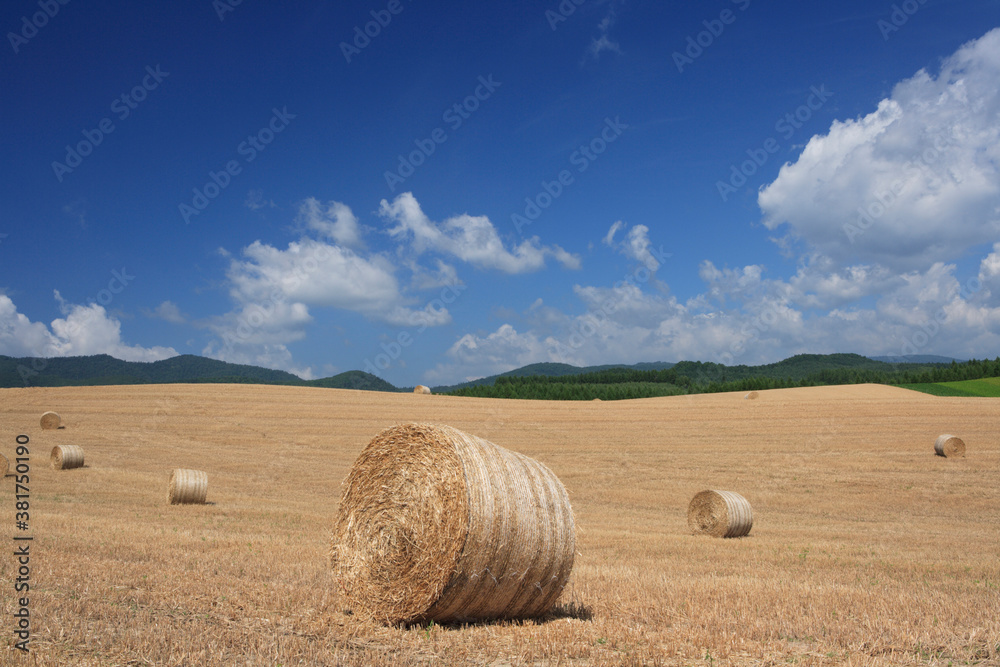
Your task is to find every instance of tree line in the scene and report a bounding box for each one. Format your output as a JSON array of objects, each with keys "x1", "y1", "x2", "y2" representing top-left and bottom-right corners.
[{"x1": 446, "y1": 358, "x2": 1000, "y2": 401}]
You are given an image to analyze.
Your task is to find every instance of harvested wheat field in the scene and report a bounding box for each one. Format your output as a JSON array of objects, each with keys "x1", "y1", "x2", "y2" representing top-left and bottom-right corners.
[{"x1": 1, "y1": 383, "x2": 998, "y2": 666}]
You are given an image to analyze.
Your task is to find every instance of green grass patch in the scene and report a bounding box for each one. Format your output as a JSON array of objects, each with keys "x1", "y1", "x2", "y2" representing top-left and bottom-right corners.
[{"x1": 900, "y1": 377, "x2": 1000, "y2": 397}]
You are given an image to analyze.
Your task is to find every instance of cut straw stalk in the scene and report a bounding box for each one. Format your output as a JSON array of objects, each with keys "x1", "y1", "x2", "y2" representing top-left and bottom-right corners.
[
  {"x1": 332, "y1": 423, "x2": 576, "y2": 625},
  {"x1": 688, "y1": 489, "x2": 753, "y2": 538},
  {"x1": 934, "y1": 434, "x2": 966, "y2": 458},
  {"x1": 168, "y1": 469, "x2": 208, "y2": 504},
  {"x1": 50, "y1": 445, "x2": 84, "y2": 470}
]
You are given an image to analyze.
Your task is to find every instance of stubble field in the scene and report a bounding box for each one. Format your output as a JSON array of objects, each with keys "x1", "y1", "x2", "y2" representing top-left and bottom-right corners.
[{"x1": 1, "y1": 383, "x2": 998, "y2": 666}]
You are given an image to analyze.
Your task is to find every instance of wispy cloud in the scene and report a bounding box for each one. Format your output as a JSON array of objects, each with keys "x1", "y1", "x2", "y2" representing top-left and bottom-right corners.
[
  {"x1": 586, "y1": 2, "x2": 624, "y2": 60},
  {"x1": 145, "y1": 300, "x2": 187, "y2": 324},
  {"x1": 244, "y1": 189, "x2": 275, "y2": 211},
  {"x1": 603, "y1": 220, "x2": 666, "y2": 271}
]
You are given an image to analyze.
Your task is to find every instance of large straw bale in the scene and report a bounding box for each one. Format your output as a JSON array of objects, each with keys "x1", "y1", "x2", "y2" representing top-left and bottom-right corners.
[
  {"x1": 413, "y1": 385, "x2": 432, "y2": 394},
  {"x1": 688, "y1": 489, "x2": 753, "y2": 538},
  {"x1": 50, "y1": 445, "x2": 84, "y2": 470},
  {"x1": 744, "y1": 392, "x2": 759, "y2": 400},
  {"x1": 168, "y1": 469, "x2": 208, "y2": 504},
  {"x1": 934, "y1": 434, "x2": 966, "y2": 458},
  {"x1": 40, "y1": 411, "x2": 62, "y2": 429},
  {"x1": 332, "y1": 423, "x2": 576, "y2": 625}
]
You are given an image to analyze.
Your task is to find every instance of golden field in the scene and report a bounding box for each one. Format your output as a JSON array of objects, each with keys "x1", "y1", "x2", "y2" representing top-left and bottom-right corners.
[{"x1": 1, "y1": 383, "x2": 998, "y2": 666}]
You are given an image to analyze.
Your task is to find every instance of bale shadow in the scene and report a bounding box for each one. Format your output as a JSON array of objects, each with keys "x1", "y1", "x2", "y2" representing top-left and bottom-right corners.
[
  {"x1": 548, "y1": 599, "x2": 593, "y2": 621},
  {"x1": 399, "y1": 599, "x2": 594, "y2": 631}
]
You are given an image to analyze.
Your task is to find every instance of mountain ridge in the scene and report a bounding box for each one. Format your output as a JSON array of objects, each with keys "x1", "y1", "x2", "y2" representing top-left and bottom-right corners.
[{"x1": 0, "y1": 351, "x2": 964, "y2": 393}]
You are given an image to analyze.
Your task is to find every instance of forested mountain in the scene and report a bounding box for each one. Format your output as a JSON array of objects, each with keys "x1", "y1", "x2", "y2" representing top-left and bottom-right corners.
[
  {"x1": 304, "y1": 371, "x2": 398, "y2": 392},
  {"x1": 668, "y1": 353, "x2": 930, "y2": 384},
  {"x1": 0, "y1": 354, "x2": 393, "y2": 391},
  {"x1": 432, "y1": 361, "x2": 676, "y2": 393},
  {"x1": 869, "y1": 355, "x2": 963, "y2": 364}
]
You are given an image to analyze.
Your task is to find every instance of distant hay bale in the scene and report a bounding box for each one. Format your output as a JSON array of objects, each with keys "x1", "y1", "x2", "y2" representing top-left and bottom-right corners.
[
  {"x1": 688, "y1": 490, "x2": 753, "y2": 538},
  {"x1": 168, "y1": 469, "x2": 208, "y2": 505},
  {"x1": 40, "y1": 411, "x2": 62, "y2": 429},
  {"x1": 332, "y1": 423, "x2": 576, "y2": 625},
  {"x1": 0, "y1": 453, "x2": 8, "y2": 477},
  {"x1": 744, "y1": 391, "x2": 759, "y2": 400},
  {"x1": 50, "y1": 445, "x2": 84, "y2": 470},
  {"x1": 934, "y1": 434, "x2": 966, "y2": 458},
  {"x1": 413, "y1": 385, "x2": 432, "y2": 394}
]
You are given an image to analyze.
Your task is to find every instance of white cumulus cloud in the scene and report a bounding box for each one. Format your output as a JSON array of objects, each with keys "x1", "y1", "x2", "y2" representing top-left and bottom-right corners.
[
  {"x1": 380, "y1": 192, "x2": 581, "y2": 273},
  {"x1": 297, "y1": 197, "x2": 363, "y2": 249},
  {"x1": 0, "y1": 293, "x2": 177, "y2": 363},
  {"x1": 424, "y1": 248, "x2": 1000, "y2": 384},
  {"x1": 759, "y1": 28, "x2": 1000, "y2": 271}
]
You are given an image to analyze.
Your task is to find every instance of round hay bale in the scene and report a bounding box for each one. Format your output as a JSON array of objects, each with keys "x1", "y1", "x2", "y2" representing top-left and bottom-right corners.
[
  {"x1": 934, "y1": 434, "x2": 966, "y2": 458},
  {"x1": 40, "y1": 411, "x2": 62, "y2": 429},
  {"x1": 0, "y1": 452, "x2": 8, "y2": 477},
  {"x1": 332, "y1": 423, "x2": 576, "y2": 625},
  {"x1": 744, "y1": 391, "x2": 759, "y2": 400},
  {"x1": 50, "y1": 445, "x2": 84, "y2": 470},
  {"x1": 168, "y1": 469, "x2": 208, "y2": 505},
  {"x1": 413, "y1": 385, "x2": 432, "y2": 394},
  {"x1": 688, "y1": 489, "x2": 753, "y2": 538}
]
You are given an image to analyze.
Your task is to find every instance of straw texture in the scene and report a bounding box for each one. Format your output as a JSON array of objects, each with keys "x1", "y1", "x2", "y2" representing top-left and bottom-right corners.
[
  {"x1": 934, "y1": 434, "x2": 966, "y2": 458},
  {"x1": 0, "y1": 452, "x2": 8, "y2": 477},
  {"x1": 688, "y1": 489, "x2": 753, "y2": 538},
  {"x1": 168, "y1": 469, "x2": 209, "y2": 504},
  {"x1": 40, "y1": 411, "x2": 62, "y2": 429},
  {"x1": 332, "y1": 423, "x2": 576, "y2": 625},
  {"x1": 413, "y1": 385, "x2": 432, "y2": 394},
  {"x1": 50, "y1": 445, "x2": 84, "y2": 470}
]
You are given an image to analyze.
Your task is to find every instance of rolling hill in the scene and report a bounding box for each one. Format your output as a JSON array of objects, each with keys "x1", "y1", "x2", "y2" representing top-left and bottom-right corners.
[{"x1": 0, "y1": 354, "x2": 395, "y2": 392}]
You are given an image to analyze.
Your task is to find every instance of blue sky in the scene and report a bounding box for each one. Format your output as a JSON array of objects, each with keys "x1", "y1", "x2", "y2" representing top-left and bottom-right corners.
[{"x1": 2, "y1": 0, "x2": 999, "y2": 386}]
